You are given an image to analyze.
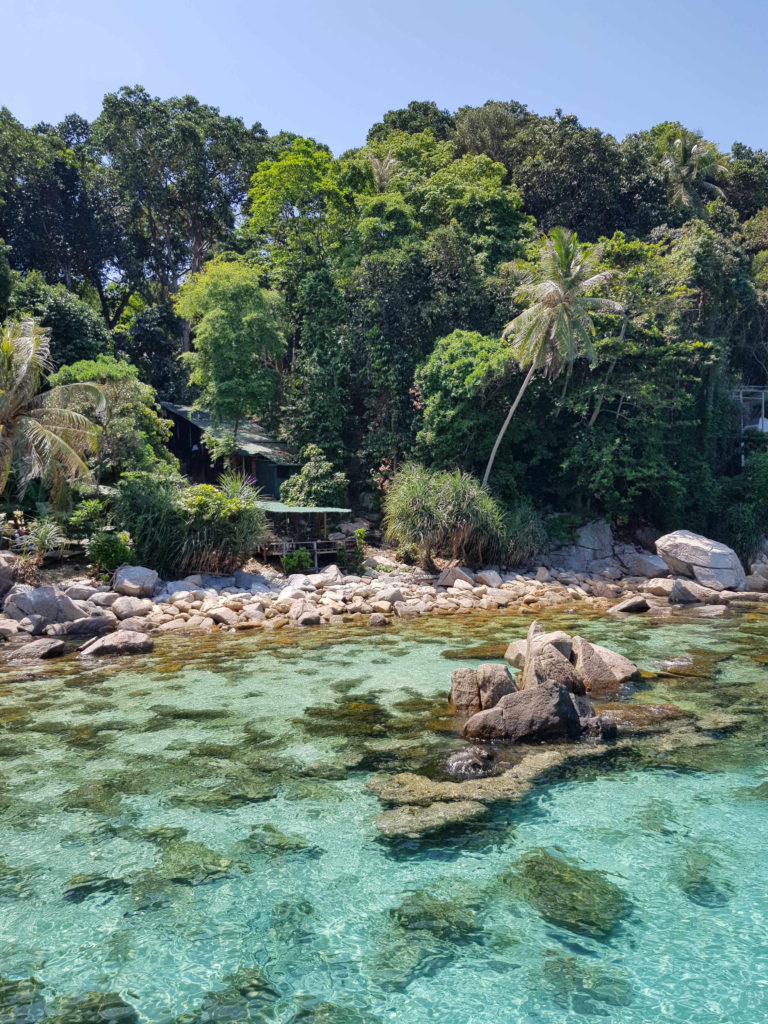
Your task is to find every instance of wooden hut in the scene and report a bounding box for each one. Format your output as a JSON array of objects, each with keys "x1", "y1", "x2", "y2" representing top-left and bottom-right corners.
[
  {"x1": 160, "y1": 403, "x2": 298, "y2": 498},
  {"x1": 256, "y1": 500, "x2": 355, "y2": 569}
]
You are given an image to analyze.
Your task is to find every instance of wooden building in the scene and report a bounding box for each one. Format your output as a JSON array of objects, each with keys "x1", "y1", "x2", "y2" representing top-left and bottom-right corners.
[{"x1": 160, "y1": 403, "x2": 298, "y2": 498}]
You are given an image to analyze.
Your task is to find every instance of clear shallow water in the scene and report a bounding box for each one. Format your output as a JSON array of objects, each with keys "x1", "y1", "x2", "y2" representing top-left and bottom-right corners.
[{"x1": 1, "y1": 610, "x2": 768, "y2": 1022}]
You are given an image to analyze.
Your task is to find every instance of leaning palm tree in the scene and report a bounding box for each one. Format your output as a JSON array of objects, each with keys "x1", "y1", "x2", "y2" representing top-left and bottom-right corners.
[
  {"x1": 0, "y1": 319, "x2": 103, "y2": 495},
  {"x1": 662, "y1": 134, "x2": 728, "y2": 215},
  {"x1": 482, "y1": 227, "x2": 621, "y2": 486}
]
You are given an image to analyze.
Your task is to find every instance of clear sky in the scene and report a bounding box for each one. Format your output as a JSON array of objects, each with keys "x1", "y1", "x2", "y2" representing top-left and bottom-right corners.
[{"x1": 2, "y1": 0, "x2": 766, "y2": 154}]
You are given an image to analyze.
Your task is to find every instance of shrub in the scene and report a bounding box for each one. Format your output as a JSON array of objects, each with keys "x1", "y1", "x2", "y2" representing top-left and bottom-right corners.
[
  {"x1": 506, "y1": 499, "x2": 548, "y2": 566},
  {"x1": 114, "y1": 469, "x2": 270, "y2": 576},
  {"x1": 26, "y1": 517, "x2": 66, "y2": 564},
  {"x1": 282, "y1": 547, "x2": 312, "y2": 574},
  {"x1": 383, "y1": 464, "x2": 507, "y2": 569},
  {"x1": 88, "y1": 531, "x2": 135, "y2": 574},
  {"x1": 337, "y1": 528, "x2": 366, "y2": 574},
  {"x1": 280, "y1": 444, "x2": 348, "y2": 507},
  {"x1": 69, "y1": 498, "x2": 109, "y2": 539}
]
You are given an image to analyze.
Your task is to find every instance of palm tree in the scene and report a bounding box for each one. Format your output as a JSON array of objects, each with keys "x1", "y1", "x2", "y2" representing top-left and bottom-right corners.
[
  {"x1": 662, "y1": 134, "x2": 728, "y2": 215},
  {"x1": 0, "y1": 319, "x2": 102, "y2": 495},
  {"x1": 482, "y1": 227, "x2": 620, "y2": 486}
]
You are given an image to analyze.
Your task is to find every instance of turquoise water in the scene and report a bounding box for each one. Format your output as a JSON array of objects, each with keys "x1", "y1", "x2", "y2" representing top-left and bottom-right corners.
[{"x1": 2, "y1": 610, "x2": 768, "y2": 1022}]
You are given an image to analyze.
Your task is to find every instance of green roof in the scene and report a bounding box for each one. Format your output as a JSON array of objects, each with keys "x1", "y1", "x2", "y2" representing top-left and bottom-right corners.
[
  {"x1": 160, "y1": 403, "x2": 298, "y2": 466},
  {"x1": 256, "y1": 500, "x2": 352, "y2": 515}
]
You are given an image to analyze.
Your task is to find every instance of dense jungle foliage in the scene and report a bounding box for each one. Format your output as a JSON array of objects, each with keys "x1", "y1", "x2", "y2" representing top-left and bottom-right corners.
[{"x1": 3, "y1": 89, "x2": 768, "y2": 554}]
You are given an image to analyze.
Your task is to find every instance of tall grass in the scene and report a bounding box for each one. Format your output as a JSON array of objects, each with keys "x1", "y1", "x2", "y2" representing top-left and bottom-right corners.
[
  {"x1": 383, "y1": 464, "x2": 509, "y2": 569},
  {"x1": 115, "y1": 469, "x2": 269, "y2": 577}
]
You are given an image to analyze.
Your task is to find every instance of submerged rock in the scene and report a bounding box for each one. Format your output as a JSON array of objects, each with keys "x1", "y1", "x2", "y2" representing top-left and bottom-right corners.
[
  {"x1": 63, "y1": 873, "x2": 130, "y2": 903},
  {"x1": 0, "y1": 975, "x2": 46, "y2": 1023},
  {"x1": 672, "y1": 848, "x2": 734, "y2": 908},
  {"x1": 172, "y1": 968, "x2": 280, "y2": 1023},
  {"x1": 503, "y1": 847, "x2": 632, "y2": 938},
  {"x1": 45, "y1": 991, "x2": 138, "y2": 1023},
  {"x1": 290, "y1": 999, "x2": 383, "y2": 1023},
  {"x1": 533, "y1": 953, "x2": 634, "y2": 1014},
  {"x1": 445, "y1": 745, "x2": 497, "y2": 778},
  {"x1": 375, "y1": 799, "x2": 487, "y2": 838},
  {"x1": 231, "y1": 823, "x2": 323, "y2": 860}
]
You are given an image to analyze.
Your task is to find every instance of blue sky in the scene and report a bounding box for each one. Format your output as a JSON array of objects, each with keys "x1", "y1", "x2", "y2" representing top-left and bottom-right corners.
[{"x1": 3, "y1": 0, "x2": 766, "y2": 154}]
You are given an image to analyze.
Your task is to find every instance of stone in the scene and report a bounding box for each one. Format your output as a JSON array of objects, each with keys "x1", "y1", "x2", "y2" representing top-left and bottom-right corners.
[
  {"x1": 445, "y1": 746, "x2": 497, "y2": 778},
  {"x1": 378, "y1": 586, "x2": 403, "y2": 605},
  {"x1": 4, "y1": 585, "x2": 82, "y2": 624},
  {"x1": 369, "y1": 613, "x2": 389, "y2": 626},
  {"x1": 463, "y1": 680, "x2": 582, "y2": 742},
  {"x1": 111, "y1": 596, "x2": 154, "y2": 620},
  {"x1": 45, "y1": 614, "x2": 116, "y2": 638},
  {"x1": 79, "y1": 630, "x2": 154, "y2": 657},
  {"x1": 0, "y1": 617, "x2": 19, "y2": 638},
  {"x1": 669, "y1": 578, "x2": 717, "y2": 604},
  {"x1": 9, "y1": 637, "x2": 66, "y2": 660},
  {"x1": 520, "y1": 623, "x2": 585, "y2": 695},
  {"x1": 298, "y1": 611, "x2": 321, "y2": 626},
  {"x1": 450, "y1": 663, "x2": 516, "y2": 714},
  {"x1": 375, "y1": 800, "x2": 488, "y2": 839},
  {"x1": 436, "y1": 566, "x2": 474, "y2": 587},
  {"x1": 616, "y1": 548, "x2": 669, "y2": 578},
  {"x1": 608, "y1": 595, "x2": 650, "y2": 615},
  {"x1": 571, "y1": 636, "x2": 640, "y2": 696},
  {"x1": 484, "y1": 587, "x2": 516, "y2": 606},
  {"x1": 117, "y1": 616, "x2": 154, "y2": 632},
  {"x1": 655, "y1": 530, "x2": 745, "y2": 591},
  {"x1": 113, "y1": 564, "x2": 159, "y2": 597},
  {"x1": 475, "y1": 569, "x2": 503, "y2": 588},
  {"x1": 643, "y1": 577, "x2": 676, "y2": 597},
  {"x1": 0, "y1": 561, "x2": 13, "y2": 602},
  {"x1": 233, "y1": 569, "x2": 271, "y2": 591},
  {"x1": 209, "y1": 606, "x2": 239, "y2": 626},
  {"x1": 743, "y1": 574, "x2": 768, "y2": 592},
  {"x1": 64, "y1": 584, "x2": 99, "y2": 601},
  {"x1": 90, "y1": 591, "x2": 120, "y2": 607},
  {"x1": 17, "y1": 614, "x2": 46, "y2": 635}
]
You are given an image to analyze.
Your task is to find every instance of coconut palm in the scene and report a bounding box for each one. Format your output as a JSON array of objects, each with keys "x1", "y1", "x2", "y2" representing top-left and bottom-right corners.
[
  {"x1": 0, "y1": 319, "x2": 103, "y2": 495},
  {"x1": 662, "y1": 134, "x2": 728, "y2": 214},
  {"x1": 482, "y1": 227, "x2": 621, "y2": 486}
]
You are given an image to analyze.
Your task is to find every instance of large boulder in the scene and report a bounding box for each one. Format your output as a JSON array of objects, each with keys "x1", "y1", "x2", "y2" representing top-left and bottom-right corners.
[
  {"x1": 450, "y1": 663, "x2": 516, "y2": 714},
  {"x1": 520, "y1": 639, "x2": 586, "y2": 696},
  {"x1": 9, "y1": 637, "x2": 66, "y2": 661},
  {"x1": 79, "y1": 630, "x2": 154, "y2": 657},
  {"x1": 505, "y1": 628, "x2": 572, "y2": 668},
  {"x1": 4, "y1": 585, "x2": 84, "y2": 625},
  {"x1": 111, "y1": 596, "x2": 154, "y2": 620},
  {"x1": 655, "y1": 530, "x2": 745, "y2": 591},
  {"x1": 113, "y1": 565, "x2": 159, "y2": 598},
  {"x1": 462, "y1": 680, "x2": 582, "y2": 742},
  {"x1": 571, "y1": 636, "x2": 640, "y2": 697},
  {"x1": 615, "y1": 546, "x2": 669, "y2": 579},
  {"x1": 437, "y1": 566, "x2": 474, "y2": 588},
  {"x1": 475, "y1": 569, "x2": 503, "y2": 588}
]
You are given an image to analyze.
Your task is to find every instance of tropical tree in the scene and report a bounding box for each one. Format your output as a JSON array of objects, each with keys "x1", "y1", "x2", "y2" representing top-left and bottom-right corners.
[
  {"x1": 482, "y1": 227, "x2": 620, "y2": 485},
  {"x1": 0, "y1": 319, "x2": 101, "y2": 494},
  {"x1": 661, "y1": 132, "x2": 729, "y2": 215}
]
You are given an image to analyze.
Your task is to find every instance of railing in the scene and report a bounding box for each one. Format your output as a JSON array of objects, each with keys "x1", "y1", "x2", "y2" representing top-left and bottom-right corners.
[{"x1": 259, "y1": 536, "x2": 357, "y2": 570}]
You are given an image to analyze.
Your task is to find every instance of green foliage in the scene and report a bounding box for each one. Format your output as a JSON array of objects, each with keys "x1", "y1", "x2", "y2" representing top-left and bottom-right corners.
[
  {"x1": 69, "y1": 497, "x2": 108, "y2": 539},
  {"x1": 88, "y1": 530, "x2": 135, "y2": 573},
  {"x1": 0, "y1": 239, "x2": 11, "y2": 320},
  {"x1": 505, "y1": 500, "x2": 548, "y2": 565},
  {"x1": 282, "y1": 547, "x2": 312, "y2": 574},
  {"x1": 337, "y1": 528, "x2": 366, "y2": 574},
  {"x1": 26, "y1": 517, "x2": 66, "y2": 563},
  {"x1": 383, "y1": 463, "x2": 508, "y2": 569},
  {"x1": 175, "y1": 257, "x2": 285, "y2": 429},
  {"x1": 115, "y1": 469, "x2": 269, "y2": 576},
  {"x1": 280, "y1": 445, "x2": 348, "y2": 507},
  {"x1": 48, "y1": 355, "x2": 173, "y2": 482}
]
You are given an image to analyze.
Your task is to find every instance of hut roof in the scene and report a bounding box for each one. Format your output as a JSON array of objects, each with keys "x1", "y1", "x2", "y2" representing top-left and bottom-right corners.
[{"x1": 160, "y1": 403, "x2": 298, "y2": 466}]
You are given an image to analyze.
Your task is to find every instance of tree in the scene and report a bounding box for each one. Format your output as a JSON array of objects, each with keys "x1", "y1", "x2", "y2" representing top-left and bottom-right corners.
[
  {"x1": 367, "y1": 101, "x2": 455, "y2": 144},
  {"x1": 279, "y1": 444, "x2": 348, "y2": 507},
  {"x1": 482, "y1": 227, "x2": 619, "y2": 485},
  {"x1": 48, "y1": 355, "x2": 173, "y2": 483},
  {"x1": 660, "y1": 130, "x2": 729, "y2": 217},
  {"x1": 175, "y1": 258, "x2": 285, "y2": 451},
  {"x1": 0, "y1": 319, "x2": 101, "y2": 494}
]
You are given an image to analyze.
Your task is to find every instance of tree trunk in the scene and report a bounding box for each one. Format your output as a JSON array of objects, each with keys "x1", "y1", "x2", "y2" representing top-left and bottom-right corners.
[{"x1": 481, "y1": 363, "x2": 536, "y2": 487}]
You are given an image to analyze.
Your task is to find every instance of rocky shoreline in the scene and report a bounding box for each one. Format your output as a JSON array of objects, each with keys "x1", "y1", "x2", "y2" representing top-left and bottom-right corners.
[{"x1": 0, "y1": 527, "x2": 766, "y2": 661}]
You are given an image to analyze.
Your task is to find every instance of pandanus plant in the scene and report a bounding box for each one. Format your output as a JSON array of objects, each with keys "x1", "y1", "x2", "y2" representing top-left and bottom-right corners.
[
  {"x1": 0, "y1": 319, "x2": 103, "y2": 495},
  {"x1": 482, "y1": 227, "x2": 621, "y2": 486}
]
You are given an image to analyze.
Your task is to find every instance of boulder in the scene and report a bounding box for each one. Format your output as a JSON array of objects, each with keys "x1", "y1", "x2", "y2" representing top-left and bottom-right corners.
[
  {"x1": 117, "y1": 616, "x2": 154, "y2": 632},
  {"x1": 616, "y1": 547, "x2": 669, "y2": 579},
  {"x1": 445, "y1": 746, "x2": 497, "y2": 778},
  {"x1": 643, "y1": 577, "x2": 676, "y2": 598},
  {"x1": 375, "y1": 800, "x2": 487, "y2": 838},
  {"x1": 111, "y1": 596, "x2": 154, "y2": 620},
  {"x1": 607, "y1": 595, "x2": 650, "y2": 615},
  {"x1": 475, "y1": 569, "x2": 503, "y2": 588},
  {"x1": 90, "y1": 591, "x2": 120, "y2": 608},
  {"x1": 504, "y1": 628, "x2": 572, "y2": 668},
  {"x1": 484, "y1": 587, "x2": 516, "y2": 606},
  {"x1": 436, "y1": 566, "x2": 474, "y2": 588},
  {"x1": 233, "y1": 570, "x2": 271, "y2": 592},
  {"x1": 0, "y1": 560, "x2": 13, "y2": 601},
  {"x1": 521, "y1": 640, "x2": 586, "y2": 695},
  {"x1": 571, "y1": 636, "x2": 640, "y2": 697},
  {"x1": 113, "y1": 565, "x2": 159, "y2": 598},
  {"x1": 4, "y1": 585, "x2": 84, "y2": 624},
  {"x1": 65, "y1": 585, "x2": 99, "y2": 602},
  {"x1": 79, "y1": 630, "x2": 154, "y2": 657},
  {"x1": 743, "y1": 574, "x2": 768, "y2": 593},
  {"x1": 463, "y1": 680, "x2": 582, "y2": 742},
  {"x1": 209, "y1": 606, "x2": 239, "y2": 627},
  {"x1": 655, "y1": 530, "x2": 745, "y2": 591},
  {"x1": 9, "y1": 637, "x2": 66, "y2": 661},
  {"x1": 450, "y1": 663, "x2": 516, "y2": 714},
  {"x1": 378, "y1": 586, "x2": 404, "y2": 605},
  {"x1": 669, "y1": 578, "x2": 717, "y2": 604},
  {"x1": 45, "y1": 614, "x2": 117, "y2": 637},
  {"x1": 369, "y1": 613, "x2": 389, "y2": 627}
]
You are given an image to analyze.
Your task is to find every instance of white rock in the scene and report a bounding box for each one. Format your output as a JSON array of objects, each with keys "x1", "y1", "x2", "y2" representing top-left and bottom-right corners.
[{"x1": 114, "y1": 565, "x2": 159, "y2": 598}]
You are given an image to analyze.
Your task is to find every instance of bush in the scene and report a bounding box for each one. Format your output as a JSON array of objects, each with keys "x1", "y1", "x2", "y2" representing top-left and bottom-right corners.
[
  {"x1": 115, "y1": 469, "x2": 270, "y2": 576},
  {"x1": 383, "y1": 464, "x2": 508, "y2": 569},
  {"x1": 506, "y1": 499, "x2": 548, "y2": 565},
  {"x1": 280, "y1": 444, "x2": 348, "y2": 507},
  {"x1": 88, "y1": 531, "x2": 135, "y2": 573},
  {"x1": 69, "y1": 498, "x2": 109, "y2": 539},
  {"x1": 282, "y1": 547, "x2": 312, "y2": 574}
]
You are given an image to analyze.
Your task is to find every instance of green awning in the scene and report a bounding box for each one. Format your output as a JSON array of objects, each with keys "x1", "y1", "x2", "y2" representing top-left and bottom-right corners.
[{"x1": 256, "y1": 500, "x2": 352, "y2": 515}]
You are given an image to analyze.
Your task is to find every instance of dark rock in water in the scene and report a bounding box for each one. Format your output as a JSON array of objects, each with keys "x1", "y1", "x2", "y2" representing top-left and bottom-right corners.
[
  {"x1": 0, "y1": 857, "x2": 35, "y2": 901},
  {"x1": 375, "y1": 799, "x2": 488, "y2": 838},
  {"x1": 63, "y1": 874, "x2": 130, "y2": 904},
  {"x1": 143, "y1": 825, "x2": 189, "y2": 845},
  {"x1": 445, "y1": 746, "x2": 497, "y2": 778},
  {"x1": 0, "y1": 974, "x2": 46, "y2": 1022},
  {"x1": 672, "y1": 849, "x2": 734, "y2": 907},
  {"x1": 520, "y1": 636, "x2": 586, "y2": 696},
  {"x1": 169, "y1": 782, "x2": 275, "y2": 809},
  {"x1": 231, "y1": 823, "x2": 324, "y2": 860},
  {"x1": 503, "y1": 848, "x2": 632, "y2": 938},
  {"x1": 269, "y1": 899, "x2": 315, "y2": 943},
  {"x1": 534, "y1": 953, "x2": 634, "y2": 1015},
  {"x1": 389, "y1": 889, "x2": 480, "y2": 942},
  {"x1": 290, "y1": 999, "x2": 382, "y2": 1023},
  {"x1": 172, "y1": 968, "x2": 280, "y2": 1023},
  {"x1": 44, "y1": 991, "x2": 138, "y2": 1023},
  {"x1": 736, "y1": 780, "x2": 768, "y2": 800},
  {"x1": 463, "y1": 680, "x2": 582, "y2": 743}
]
